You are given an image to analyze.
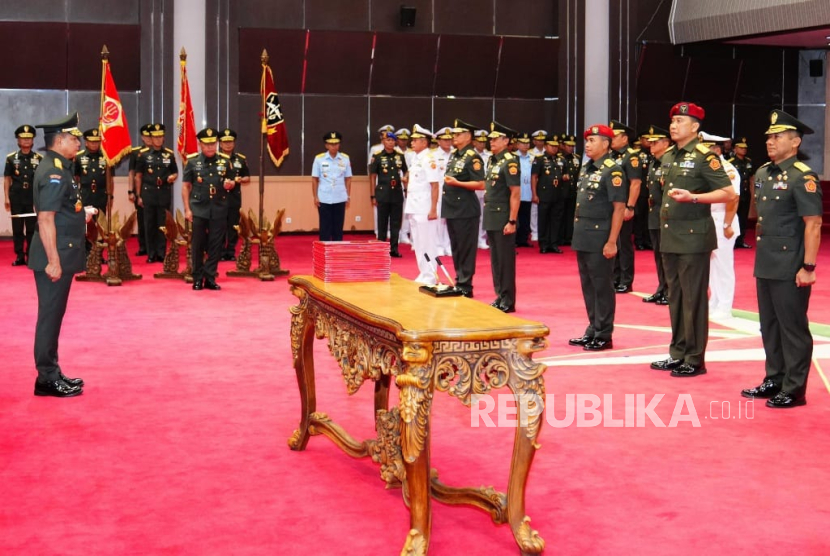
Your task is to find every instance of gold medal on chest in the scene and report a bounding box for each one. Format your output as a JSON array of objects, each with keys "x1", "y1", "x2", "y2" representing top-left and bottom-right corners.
[{"x1": 75, "y1": 199, "x2": 83, "y2": 212}]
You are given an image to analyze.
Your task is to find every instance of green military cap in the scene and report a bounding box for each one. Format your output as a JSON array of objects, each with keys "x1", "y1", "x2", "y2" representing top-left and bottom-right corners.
[
  {"x1": 324, "y1": 131, "x2": 342, "y2": 144},
  {"x1": 140, "y1": 123, "x2": 154, "y2": 137},
  {"x1": 36, "y1": 112, "x2": 83, "y2": 138},
  {"x1": 765, "y1": 110, "x2": 813, "y2": 135},
  {"x1": 149, "y1": 123, "x2": 166, "y2": 136},
  {"x1": 609, "y1": 120, "x2": 634, "y2": 137},
  {"x1": 219, "y1": 128, "x2": 237, "y2": 141},
  {"x1": 197, "y1": 127, "x2": 219, "y2": 143},
  {"x1": 645, "y1": 125, "x2": 670, "y2": 140},
  {"x1": 734, "y1": 137, "x2": 748, "y2": 148},
  {"x1": 14, "y1": 125, "x2": 36, "y2": 138},
  {"x1": 545, "y1": 134, "x2": 559, "y2": 145},
  {"x1": 488, "y1": 121, "x2": 517, "y2": 139},
  {"x1": 451, "y1": 119, "x2": 478, "y2": 134},
  {"x1": 83, "y1": 128, "x2": 102, "y2": 141},
  {"x1": 516, "y1": 132, "x2": 531, "y2": 143},
  {"x1": 562, "y1": 134, "x2": 577, "y2": 146}
]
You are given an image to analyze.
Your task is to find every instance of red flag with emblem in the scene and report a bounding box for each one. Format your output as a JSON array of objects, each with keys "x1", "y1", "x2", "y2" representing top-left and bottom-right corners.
[
  {"x1": 177, "y1": 54, "x2": 198, "y2": 158},
  {"x1": 99, "y1": 58, "x2": 131, "y2": 165},
  {"x1": 261, "y1": 60, "x2": 289, "y2": 167}
]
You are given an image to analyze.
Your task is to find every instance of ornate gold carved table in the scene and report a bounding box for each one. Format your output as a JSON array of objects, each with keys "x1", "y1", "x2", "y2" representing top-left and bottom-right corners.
[{"x1": 288, "y1": 274, "x2": 550, "y2": 555}]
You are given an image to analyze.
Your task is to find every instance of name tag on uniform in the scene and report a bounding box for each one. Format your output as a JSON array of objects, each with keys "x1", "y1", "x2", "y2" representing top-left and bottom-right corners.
[
  {"x1": 772, "y1": 182, "x2": 788, "y2": 190},
  {"x1": 679, "y1": 160, "x2": 695, "y2": 169}
]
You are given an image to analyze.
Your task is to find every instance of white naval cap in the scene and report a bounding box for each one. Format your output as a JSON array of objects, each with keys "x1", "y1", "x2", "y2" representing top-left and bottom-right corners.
[
  {"x1": 699, "y1": 131, "x2": 730, "y2": 144},
  {"x1": 434, "y1": 126, "x2": 453, "y2": 139},
  {"x1": 410, "y1": 124, "x2": 433, "y2": 138},
  {"x1": 377, "y1": 124, "x2": 394, "y2": 134},
  {"x1": 531, "y1": 129, "x2": 548, "y2": 140}
]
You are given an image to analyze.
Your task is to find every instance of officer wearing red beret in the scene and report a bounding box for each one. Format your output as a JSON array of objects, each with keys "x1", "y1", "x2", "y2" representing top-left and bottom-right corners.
[{"x1": 650, "y1": 102, "x2": 736, "y2": 377}]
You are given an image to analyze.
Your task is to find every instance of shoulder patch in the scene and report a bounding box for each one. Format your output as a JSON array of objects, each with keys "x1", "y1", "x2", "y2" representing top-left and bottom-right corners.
[
  {"x1": 709, "y1": 157, "x2": 721, "y2": 171},
  {"x1": 603, "y1": 159, "x2": 615, "y2": 168},
  {"x1": 804, "y1": 176, "x2": 818, "y2": 193},
  {"x1": 695, "y1": 143, "x2": 711, "y2": 155},
  {"x1": 794, "y1": 161, "x2": 812, "y2": 173}
]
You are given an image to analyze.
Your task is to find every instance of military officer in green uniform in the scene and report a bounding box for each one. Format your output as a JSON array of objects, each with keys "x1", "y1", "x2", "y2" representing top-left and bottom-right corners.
[
  {"x1": 642, "y1": 126, "x2": 671, "y2": 305},
  {"x1": 559, "y1": 134, "x2": 581, "y2": 244},
  {"x1": 531, "y1": 134, "x2": 565, "y2": 253},
  {"x1": 741, "y1": 110, "x2": 822, "y2": 408},
  {"x1": 650, "y1": 102, "x2": 736, "y2": 377},
  {"x1": 634, "y1": 130, "x2": 654, "y2": 250},
  {"x1": 134, "y1": 123, "x2": 178, "y2": 263},
  {"x1": 567, "y1": 125, "x2": 627, "y2": 351},
  {"x1": 182, "y1": 128, "x2": 234, "y2": 291},
  {"x1": 4, "y1": 125, "x2": 42, "y2": 266},
  {"x1": 217, "y1": 128, "x2": 250, "y2": 261},
  {"x1": 609, "y1": 120, "x2": 643, "y2": 293},
  {"x1": 730, "y1": 137, "x2": 754, "y2": 248},
  {"x1": 75, "y1": 128, "x2": 109, "y2": 214},
  {"x1": 483, "y1": 122, "x2": 521, "y2": 312},
  {"x1": 442, "y1": 119, "x2": 486, "y2": 297},
  {"x1": 28, "y1": 113, "x2": 86, "y2": 397},
  {"x1": 369, "y1": 130, "x2": 408, "y2": 257},
  {"x1": 127, "y1": 123, "x2": 153, "y2": 256}
]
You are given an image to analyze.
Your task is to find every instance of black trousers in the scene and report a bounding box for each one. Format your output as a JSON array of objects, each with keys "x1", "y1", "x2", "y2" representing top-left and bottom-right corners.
[
  {"x1": 562, "y1": 193, "x2": 576, "y2": 244},
  {"x1": 576, "y1": 250, "x2": 616, "y2": 340},
  {"x1": 538, "y1": 199, "x2": 564, "y2": 250},
  {"x1": 757, "y1": 278, "x2": 812, "y2": 396},
  {"x1": 11, "y1": 210, "x2": 35, "y2": 259},
  {"x1": 143, "y1": 202, "x2": 168, "y2": 259},
  {"x1": 134, "y1": 200, "x2": 146, "y2": 251},
  {"x1": 649, "y1": 229, "x2": 667, "y2": 296},
  {"x1": 736, "y1": 191, "x2": 751, "y2": 244},
  {"x1": 662, "y1": 251, "x2": 710, "y2": 367},
  {"x1": 33, "y1": 269, "x2": 75, "y2": 382},
  {"x1": 376, "y1": 201, "x2": 403, "y2": 252},
  {"x1": 487, "y1": 229, "x2": 517, "y2": 308},
  {"x1": 516, "y1": 201, "x2": 532, "y2": 245},
  {"x1": 223, "y1": 204, "x2": 241, "y2": 257},
  {"x1": 318, "y1": 202, "x2": 346, "y2": 241},
  {"x1": 446, "y1": 216, "x2": 478, "y2": 293},
  {"x1": 614, "y1": 218, "x2": 635, "y2": 287},
  {"x1": 633, "y1": 195, "x2": 650, "y2": 246},
  {"x1": 191, "y1": 214, "x2": 227, "y2": 283}
]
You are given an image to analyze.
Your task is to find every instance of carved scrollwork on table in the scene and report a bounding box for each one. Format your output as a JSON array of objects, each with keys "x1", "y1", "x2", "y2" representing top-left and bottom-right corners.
[
  {"x1": 400, "y1": 529, "x2": 427, "y2": 556},
  {"x1": 397, "y1": 343, "x2": 434, "y2": 464},
  {"x1": 516, "y1": 516, "x2": 545, "y2": 553},
  {"x1": 508, "y1": 338, "x2": 548, "y2": 442},
  {"x1": 367, "y1": 408, "x2": 405, "y2": 488},
  {"x1": 288, "y1": 286, "x2": 309, "y2": 361}
]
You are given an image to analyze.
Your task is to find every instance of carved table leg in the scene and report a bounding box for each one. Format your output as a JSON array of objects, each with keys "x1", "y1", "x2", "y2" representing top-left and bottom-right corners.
[
  {"x1": 374, "y1": 374, "x2": 391, "y2": 428},
  {"x1": 288, "y1": 289, "x2": 316, "y2": 451}
]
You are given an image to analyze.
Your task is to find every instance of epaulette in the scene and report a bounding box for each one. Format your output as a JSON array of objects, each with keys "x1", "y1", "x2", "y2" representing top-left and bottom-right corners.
[
  {"x1": 695, "y1": 143, "x2": 711, "y2": 155},
  {"x1": 627, "y1": 147, "x2": 640, "y2": 154},
  {"x1": 794, "y1": 161, "x2": 812, "y2": 173},
  {"x1": 340, "y1": 152, "x2": 350, "y2": 158},
  {"x1": 76, "y1": 150, "x2": 86, "y2": 156},
  {"x1": 603, "y1": 158, "x2": 616, "y2": 168},
  {"x1": 235, "y1": 153, "x2": 246, "y2": 160},
  {"x1": 504, "y1": 152, "x2": 514, "y2": 160},
  {"x1": 139, "y1": 147, "x2": 150, "y2": 153},
  {"x1": 727, "y1": 157, "x2": 735, "y2": 163},
  {"x1": 54, "y1": 158, "x2": 62, "y2": 169},
  {"x1": 164, "y1": 147, "x2": 175, "y2": 154},
  {"x1": 6, "y1": 151, "x2": 15, "y2": 159},
  {"x1": 187, "y1": 152, "x2": 199, "y2": 159},
  {"x1": 33, "y1": 152, "x2": 42, "y2": 159},
  {"x1": 758, "y1": 161, "x2": 771, "y2": 170},
  {"x1": 664, "y1": 145, "x2": 676, "y2": 154},
  {"x1": 130, "y1": 146, "x2": 142, "y2": 152},
  {"x1": 316, "y1": 152, "x2": 326, "y2": 158},
  {"x1": 217, "y1": 152, "x2": 230, "y2": 160},
  {"x1": 394, "y1": 146, "x2": 405, "y2": 154},
  {"x1": 370, "y1": 145, "x2": 383, "y2": 155}
]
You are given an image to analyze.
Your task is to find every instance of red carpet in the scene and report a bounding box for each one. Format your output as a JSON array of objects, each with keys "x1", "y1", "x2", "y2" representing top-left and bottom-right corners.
[{"x1": 1, "y1": 233, "x2": 828, "y2": 555}]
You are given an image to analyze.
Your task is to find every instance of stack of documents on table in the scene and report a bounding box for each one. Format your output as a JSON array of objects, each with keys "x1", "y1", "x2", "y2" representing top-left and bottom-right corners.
[{"x1": 312, "y1": 241, "x2": 391, "y2": 282}]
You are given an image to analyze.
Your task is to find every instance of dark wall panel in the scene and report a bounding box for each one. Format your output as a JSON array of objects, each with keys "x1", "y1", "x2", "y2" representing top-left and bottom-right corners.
[
  {"x1": 371, "y1": 33, "x2": 437, "y2": 96},
  {"x1": 496, "y1": 37, "x2": 559, "y2": 99},
  {"x1": 369, "y1": 97, "x2": 433, "y2": 137},
  {"x1": 238, "y1": 29, "x2": 307, "y2": 94},
  {"x1": 306, "y1": 0, "x2": 369, "y2": 31},
  {"x1": 371, "y1": 0, "x2": 433, "y2": 34},
  {"x1": 433, "y1": 98, "x2": 493, "y2": 131},
  {"x1": 237, "y1": 0, "x2": 304, "y2": 29},
  {"x1": 0, "y1": 1, "x2": 68, "y2": 21},
  {"x1": 68, "y1": 25, "x2": 142, "y2": 91},
  {"x1": 495, "y1": 0, "x2": 558, "y2": 37},
  {"x1": 434, "y1": 2, "x2": 494, "y2": 35},
  {"x1": 434, "y1": 35, "x2": 500, "y2": 97},
  {"x1": 304, "y1": 31, "x2": 373, "y2": 94},
  {"x1": 494, "y1": 99, "x2": 555, "y2": 134},
  {"x1": 636, "y1": 44, "x2": 688, "y2": 103},
  {"x1": 68, "y1": 0, "x2": 140, "y2": 24},
  {"x1": 683, "y1": 57, "x2": 740, "y2": 105},
  {"x1": 0, "y1": 22, "x2": 67, "y2": 89},
  {"x1": 305, "y1": 96, "x2": 369, "y2": 171}
]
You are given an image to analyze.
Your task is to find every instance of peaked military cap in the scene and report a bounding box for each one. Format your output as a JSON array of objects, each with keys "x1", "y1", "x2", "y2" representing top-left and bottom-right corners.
[
  {"x1": 410, "y1": 124, "x2": 433, "y2": 139},
  {"x1": 36, "y1": 112, "x2": 83, "y2": 138},
  {"x1": 219, "y1": 128, "x2": 237, "y2": 141},
  {"x1": 609, "y1": 120, "x2": 634, "y2": 137},
  {"x1": 473, "y1": 129, "x2": 489, "y2": 141},
  {"x1": 197, "y1": 127, "x2": 219, "y2": 143},
  {"x1": 383, "y1": 131, "x2": 398, "y2": 141},
  {"x1": 140, "y1": 123, "x2": 154, "y2": 137},
  {"x1": 562, "y1": 134, "x2": 577, "y2": 146},
  {"x1": 734, "y1": 137, "x2": 748, "y2": 148},
  {"x1": 516, "y1": 132, "x2": 531, "y2": 143},
  {"x1": 14, "y1": 125, "x2": 36, "y2": 138},
  {"x1": 377, "y1": 124, "x2": 394, "y2": 134},
  {"x1": 451, "y1": 119, "x2": 477, "y2": 134},
  {"x1": 765, "y1": 109, "x2": 813, "y2": 135},
  {"x1": 394, "y1": 128, "x2": 411, "y2": 139},
  {"x1": 324, "y1": 131, "x2": 342, "y2": 144},
  {"x1": 584, "y1": 124, "x2": 614, "y2": 140},
  {"x1": 698, "y1": 131, "x2": 729, "y2": 147},
  {"x1": 545, "y1": 134, "x2": 559, "y2": 145},
  {"x1": 646, "y1": 125, "x2": 670, "y2": 140},
  {"x1": 670, "y1": 102, "x2": 705, "y2": 121},
  {"x1": 83, "y1": 128, "x2": 102, "y2": 141},
  {"x1": 149, "y1": 123, "x2": 166, "y2": 136},
  {"x1": 434, "y1": 127, "x2": 453, "y2": 140},
  {"x1": 532, "y1": 129, "x2": 548, "y2": 141},
  {"x1": 488, "y1": 121, "x2": 517, "y2": 139}
]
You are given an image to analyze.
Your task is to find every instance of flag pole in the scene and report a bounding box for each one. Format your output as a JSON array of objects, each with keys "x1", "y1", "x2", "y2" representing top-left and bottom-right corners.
[
  {"x1": 258, "y1": 49, "x2": 269, "y2": 233},
  {"x1": 100, "y1": 45, "x2": 113, "y2": 241}
]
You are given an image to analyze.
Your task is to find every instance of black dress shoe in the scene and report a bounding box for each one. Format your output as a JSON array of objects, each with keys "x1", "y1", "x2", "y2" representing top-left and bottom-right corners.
[
  {"x1": 671, "y1": 363, "x2": 707, "y2": 377},
  {"x1": 204, "y1": 281, "x2": 222, "y2": 290},
  {"x1": 568, "y1": 335, "x2": 593, "y2": 346},
  {"x1": 460, "y1": 289, "x2": 473, "y2": 298},
  {"x1": 539, "y1": 248, "x2": 549, "y2": 254},
  {"x1": 736, "y1": 242, "x2": 752, "y2": 249},
  {"x1": 499, "y1": 305, "x2": 516, "y2": 314},
  {"x1": 390, "y1": 251, "x2": 403, "y2": 258},
  {"x1": 12, "y1": 258, "x2": 26, "y2": 266},
  {"x1": 147, "y1": 256, "x2": 155, "y2": 263},
  {"x1": 516, "y1": 242, "x2": 532, "y2": 248},
  {"x1": 635, "y1": 244, "x2": 647, "y2": 251},
  {"x1": 226, "y1": 255, "x2": 236, "y2": 261},
  {"x1": 584, "y1": 338, "x2": 613, "y2": 351},
  {"x1": 651, "y1": 357, "x2": 683, "y2": 371},
  {"x1": 741, "y1": 379, "x2": 782, "y2": 399},
  {"x1": 550, "y1": 247, "x2": 563, "y2": 254},
  {"x1": 136, "y1": 249, "x2": 147, "y2": 256},
  {"x1": 34, "y1": 379, "x2": 82, "y2": 398},
  {"x1": 192, "y1": 280, "x2": 204, "y2": 290},
  {"x1": 490, "y1": 299, "x2": 503, "y2": 308},
  {"x1": 643, "y1": 293, "x2": 661, "y2": 303},
  {"x1": 655, "y1": 295, "x2": 669, "y2": 306},
  {"x1": 60, "y1": 373, "x2": 84, "y2": 387},
  {"x1": 615, "y1": 284, "x2": 631, "y2": 293},
  {"x1": 765, "y1": 391, "x2": 806, "y2": 408}
]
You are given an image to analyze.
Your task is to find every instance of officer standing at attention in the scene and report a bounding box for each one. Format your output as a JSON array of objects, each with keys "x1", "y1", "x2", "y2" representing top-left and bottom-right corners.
[
  {"x1": 433, "y1": 126, "x2": 454, "y2": 257},
  {"x1": 650, "y1": 102, "x2": 735, "y2": 377},
  {"x1": 311, "y1": 131, "x2": 352, "y2": 241},
  {"x1": 127, "y1": 123, "x2": 153, "y2": 257},
  {"x1": 741, "y1": 110, "x2": 822, "y2": 408},
  {"x1": 568, "y1": 125, "x2": 627, "y2": 351},
  {"x1": 609, "y1": 120, "x2": 642, "y2": 293},
  {"x1": 28, "y1": 113, "x2": 86, "y2": 397},
  {"x1": 134, "y1": 123, "x2": 178, "y2": 263},
  {"x1": 442, "y1": 119, "x2": 485, "y2": 298},
  {"x1": 514, "y1": 132, "x2": 534, "y2": 247},
  {"x1": 369, "y1": 131, "x2": 408, "y2": 257},
  {"x1": 75, "y1": 128, "x2": 109, "y2": 214},
  {"x1": 559, "y1": 134, "x2": 581, "y2": 245},
  {"x1": 4, "y1": 124, "x2": 41, "y2": 266},
  {"x1": 642, "y1": 126, "x2": 671, "y2": 305},
  {"x1": 370, "y1": 124, "x2": 395, "y2": 239},
  {"x1": 634, "y1": 131, "x2": 654, "y2": 250},
  {"x1": 730, "y1": 137, "x2": 755, "y2": 248},
  {"x1": 403, "y1": 124, "x2": 441, "y2": 284},
  {"x1": 483, "y1": 122, "x2": 521, "y2": 313},
  {"x1": 182, "y1": 128, "x2": 234, "y2": 290},
  {"x1": 473, "y1": 129, "x2": 491, "y2": 250},
  {"x1": 531, "y1": 134, "x2": 565, "y2": 254},
  {"x1": 217, "y1": 128, "x2": 250, "y2": 261}
]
